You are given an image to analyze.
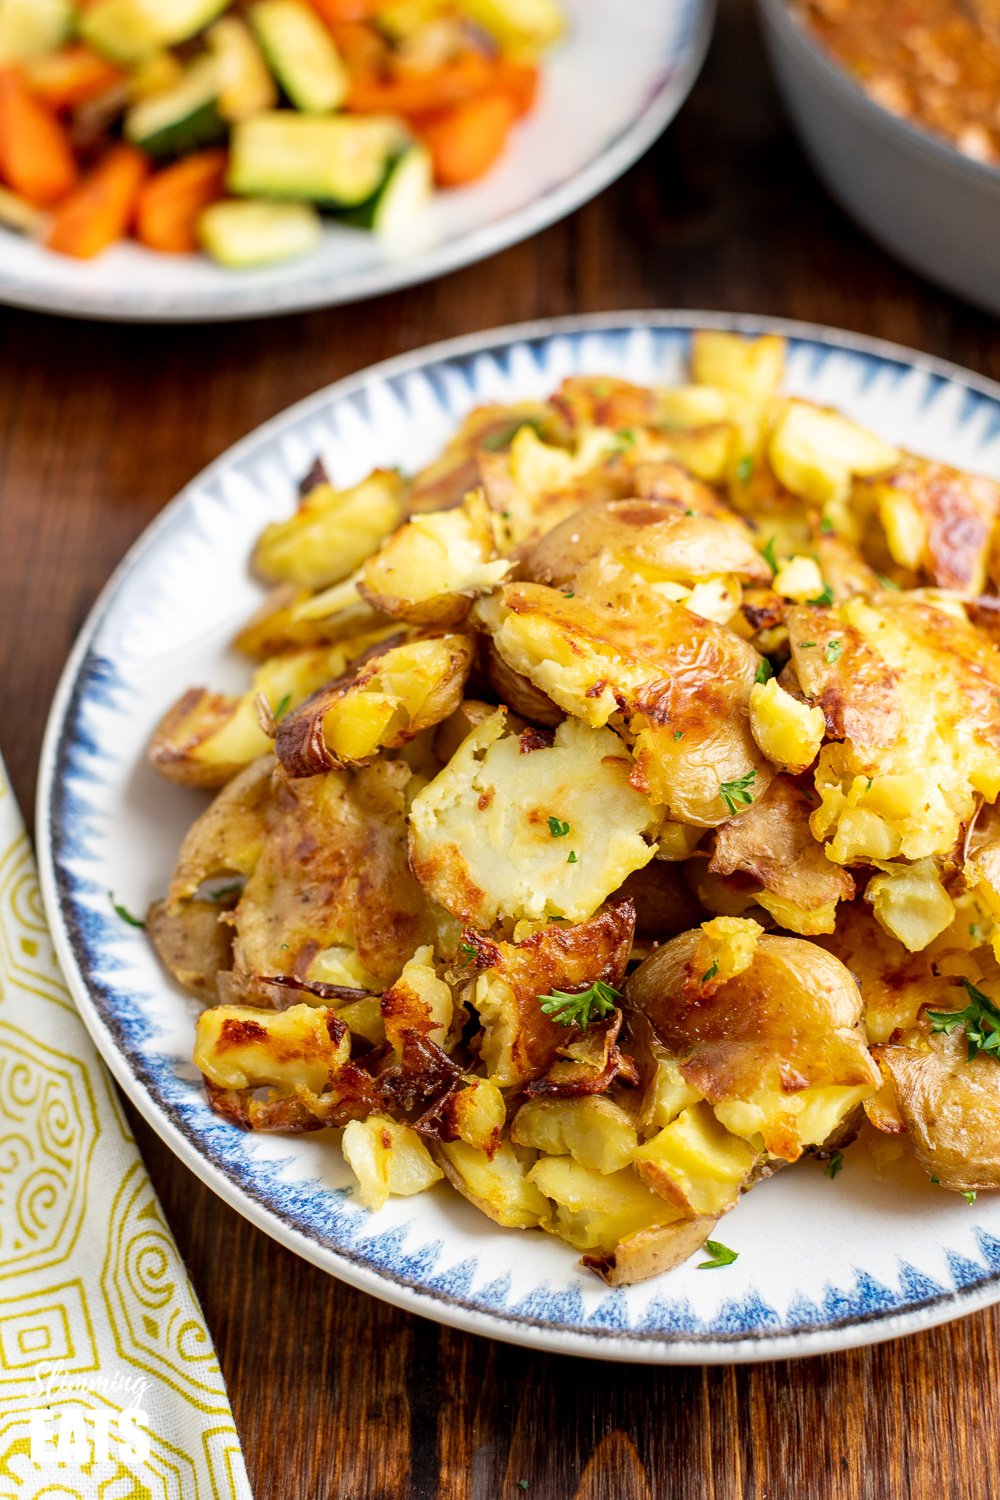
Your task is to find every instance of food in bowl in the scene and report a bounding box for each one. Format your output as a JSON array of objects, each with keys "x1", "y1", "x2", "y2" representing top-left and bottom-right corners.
[
  {"x1": 0, "y1": 0, "x2": 562, "y2": 266},
  {"x1": 144, "y1": 330, "x2": 1000, "y2": 1284},
  {"x1": 796, "y1": 0, "x2": 1000, "y2": 165}
]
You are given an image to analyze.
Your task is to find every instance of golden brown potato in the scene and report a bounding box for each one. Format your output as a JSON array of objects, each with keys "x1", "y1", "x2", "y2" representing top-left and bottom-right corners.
[
  {"x1": 520, "y1": 497, "x2": 770, "y2": 592},
  {"x1": 275, "y1": 633, "x2": 474, "y2": 777},
  {"x1": 464, "y1": 899, "x2": 635, "y2": 1089},
  {"x1": 869, "y1": 1026, "x2": 1000, "y2": 1192},
  {"x1": 406, "y1": 402, "x2": 556, "y2": 514},
  {"x1": 582, "y1": 1215, "x2": 719, "y2": 1285},
  {"x1": 254, "y1": 471, "x2": 406, "y2": 589},
  {"x1": 167, "y1": 755, "x2": 275, "y2": 909},
  {"x1": 434, "y1": 1139, "x2": 548, "y2": 1227},
  {"x1": 709, "y1": 775, "x2": 854, "y2": 935},
  {"x1": 480, "y1": 639, "x2": 565, "y2": 727},
  {"x1": 359, "y1": 489, "x2": 510, "y2": 626},
  {"x1": 860, "y1": 459, "x2": 1000, "y2": 594},
  {"x1": 147, "y1": 897, "x2": 234, "y2": 1000},
  {"x1": 625, "y1": 925, "x2": 879, "y2": 1161}
]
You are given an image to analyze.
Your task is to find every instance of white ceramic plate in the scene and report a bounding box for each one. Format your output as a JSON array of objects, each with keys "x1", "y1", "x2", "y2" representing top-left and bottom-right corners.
[
  {"x1": 0, "y1": 0, "x2": 712, "y2": 323},
  {"x1": 38, "y1": 313, "x2": 1000, "y2": 1363}
]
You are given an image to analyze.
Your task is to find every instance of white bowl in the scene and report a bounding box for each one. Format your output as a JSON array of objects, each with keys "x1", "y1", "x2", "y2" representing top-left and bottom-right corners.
[{"x1": 756, "y1": 0, "x2": 1000, "y2": 315}]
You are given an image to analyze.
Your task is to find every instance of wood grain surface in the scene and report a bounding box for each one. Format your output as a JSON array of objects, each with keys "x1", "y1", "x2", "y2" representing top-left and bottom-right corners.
[{"x1": 2, "y1": 1, "x2": 998, "y2": 1494}]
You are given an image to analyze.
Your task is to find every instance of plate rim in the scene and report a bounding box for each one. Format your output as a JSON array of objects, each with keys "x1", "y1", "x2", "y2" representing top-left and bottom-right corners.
[
  {"x1": 0, "y1": 0, "x2": 715, "y2": 324},
  {"x1": 36, "y1": 309, "x2": 1000, "y2": 1364}
]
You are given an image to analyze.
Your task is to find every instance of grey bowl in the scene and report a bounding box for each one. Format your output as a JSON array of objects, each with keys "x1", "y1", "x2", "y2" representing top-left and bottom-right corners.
[{"x1": 755, "y1": 0, "x2": 1000, "y2": 315}]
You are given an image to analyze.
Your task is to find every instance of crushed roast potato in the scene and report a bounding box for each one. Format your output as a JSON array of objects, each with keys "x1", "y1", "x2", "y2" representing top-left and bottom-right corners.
[{"x1": 146, "y1": 331, "x2": 1000, "y2": 1285}]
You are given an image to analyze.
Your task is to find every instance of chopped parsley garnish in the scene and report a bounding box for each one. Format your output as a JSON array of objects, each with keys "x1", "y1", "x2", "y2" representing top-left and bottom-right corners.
[
  {"x1": 865, "y1": 777, "x2": 874, "y2": 791},
  {"x1": 458, "y1": 941, "x2": 478, "y2": 966},
  {"x1": 207, "y1": 881, "x2": 243, "y2": 903},
  {"x1": 735, "y1": 454, "x2": 753, "y2": 486},
  {"x1": 927, "y1": 978, "x2": 1000, "y2": 1060},
  {"x1": 548, "y1": 816, "x2": 571, "y2": 838},
  {"x1": 615, "y1": 427, "x2": 637, "y2": 450},
  {"x1": 718, "y1": 768, "x2": 757, "y2": 816},
  {"x1": 274, "y1": 691, "x2": 292, "y2": 722},
  {"x1": 684, "y1": 508, "x2": 697, "y2": 517},
  {"x1": 701, "y1": 960, "x2": 719, "y2": 986},
  {"x1": 824, "y1": 639, "x2": 843, "y2": 664},
  {"x1": 820, "y1": 516, "x2": 835, "y2": 534},
  {"x1": 697, "y1": 1239, "x2": 739, "y2": 1270},
  {"x1": 799, "y1": 641, "x2": 817, "y2": 649},
  {"x1": 567, "y1": 851, "x2": 578, "y2": 864},
  {"x1": 825, "y1": 1150, "x2": 844, "y2": 1179},
  {"x1": 539, "y1": 980, "x2": 621, "y2": 1030},
  {"x1": 108, "y1": 891, "x2": 144, "y2": 929},
  {"x1": 673, "y1": 729, "x2": 684, "y2": 741},
  {"x1": 518, "y1": 1484, "x2": 530, "y2": 1493},
  {"x1": 562, "y1": 590, "x2": 575, "y2": 599},
  {"x1": 761, "y1": 537, "x2": 779, "y2": 575},
  {"x1": 964, "y1": 1190, "x2": 978, "y2": 1205},
  {"x1": 970, "y1": 924, "x2": 983, "y2": 941},
  {"x1": 809, "y1": 582, "x2": 835, "y2": 607},
  {"x1": 755, "y1": 658, "x2": 773, "y2": 685},
  {"x1": 877, "y1": 573, "x2": 901, "y2": 591},
  {"x1": 481, "y1": 418, "x2": 541, "y2": 452}
]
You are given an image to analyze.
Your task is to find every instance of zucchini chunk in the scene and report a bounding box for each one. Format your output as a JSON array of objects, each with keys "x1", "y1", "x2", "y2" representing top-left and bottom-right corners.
[
  {"x1": 124, "y1": 56, "x2": 226, "y2": 159},
  {"x1": 249, "y1": 0, "x2": 349, "y2": 114},
  {"x1": 198, "y1": 199, "x2": 322, "y2": 268},
  {"x1": 229, "y1": 112, "x2": 406, "y2": 206}
]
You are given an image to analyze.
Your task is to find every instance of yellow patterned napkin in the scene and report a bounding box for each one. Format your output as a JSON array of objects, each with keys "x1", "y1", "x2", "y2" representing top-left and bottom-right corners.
[{"x1": 0, "y1": 758, "x2": 252, "y2": 1498}]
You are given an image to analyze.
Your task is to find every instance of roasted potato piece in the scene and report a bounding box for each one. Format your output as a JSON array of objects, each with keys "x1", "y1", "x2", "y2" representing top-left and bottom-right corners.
[
  {"x1": 582, "y1": 1215, "x2": 719, "y2": 1285},
  {"x1": 408, "y1": 709, "x2": 658, "y2": 927},
  {"x1": 480, "y1": 640, "x2": 565, "y2": 728},
  {"x1": 381, "y1": 944, "x2": 453, "y2": 1052},
  {"x1": 359, "y1": 489, "x2": 510, "y2": 626},
  {"x1": 525, "y1": 1010, "x2": 639, "y2": 1098},
  {"x1": 797, "y1": 594, "x2": 1000, "y2": 864},
  {"x1": 254, "y1": 471, "x2": 406, "y2": 589},
  {"x1": 709, "y1": 775, "x2": 854, "y2": 935},
  {"x1": 510, "y1": 1096, "x2": 638, "y2": 1173},
  {"x1": 477, "y1": 563, "x2": 773, "y2": 826},
  {"x1": 612, "y1": 860, "x2": 703, "y2": 940},
  {"x1": 276, "y1": 633, "x2": 474, "y2": 776},
  {"x1": 528, "y1": 1156, "x2": 681, "y2": 1253},
  {"x1": 625, "y1": 925, "x2": 880, "y2": 1161},
  {"x1": 195, "y1": 1002, "x2": 351, "y2": 1093},
  {"x1": 861, "y1": 459, "x2": 1000, "y2": 594},
  {"x1": 342, "y1": 1115, "x2": 444, "y2": 1211},
  {"x1": 406, "y1": 402, "x2": 555, "y2": 514},
  {"x1": 149, "y1": 634, "x2": 395, "y2": 787},
  {"x1": 768, "y1": 400, "x2": 899, "y2": 509},
  {"x1": 749, "y1": 678, "x2": 826, "y2": 776},
  {"x1": 435, "y1": 1139, "x2": 548, "y2": 1227},
  {"x1": 520, "y1": 496, "x2": 771, "y2": 592},
  {"x1": 865, "y1": 857, "x2": 955, "y2": 952},
  {"x1": 167, "y1": 755, "x2": 275, "y2": 908},
  {"x1": 690, "y1": 331, "x2": 786, "y2": 401},
  {"x1": 821, "y1": 898, "x2": 959, "y2": 1044},
  {"x1": 465, "y1": 900, "x2": 635, "y2": 1088},
  {"x1": 632, "y1": 1101, "x2": 759, "y2": 1216},
  {"x1": 232, "y1": 758, "x2": 435, "y2": 991},
  {"x1": 869, "y1": 1026, "x2": 1000, "y2": 1192},
  {"x1": 147, "y1": 897, "x2": 234, "y2": 1000},
  {"x1": 415, "y1": 1075, "x2": 506, "y2": 1157}
]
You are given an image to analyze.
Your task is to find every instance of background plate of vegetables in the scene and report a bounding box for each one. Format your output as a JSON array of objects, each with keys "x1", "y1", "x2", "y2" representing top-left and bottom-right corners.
[
  {"x1": 36, "y1": 312, "x2": 1000, "y2": 1363},
  {"x1": 0, "y1": 0, "x2": 713, "y2": 322}
]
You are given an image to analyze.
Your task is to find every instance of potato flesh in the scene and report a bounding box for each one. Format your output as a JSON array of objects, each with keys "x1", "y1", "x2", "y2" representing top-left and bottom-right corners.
[
  {"x1": 194, "y1": 1003, "x2": 350, "y2": 1094},
  {"x1": 343, "y1": 1115, "x2": 444, "y2": 1211},
  {"x1": 437, "y1": 1139, "x2": 548, "y2": 1228},
  {"x1": 511, "y1": 1097, "x2": 638, "y2": 1174},
  {"x1": 321, "y1": 635, "x2": 474, "y2": 765},
  {"x1": 254, "y1": 471, "x2": 405, "y2": 588},
  {"x1": 749, "y1": 678, "x2": 826, "y2": 776},
  {"x1": 632, "y1": 1102, "x2": 757, "y2": 1216},
  {"x1": 360, "y1": 489, "x2": 509, "y2": 623},
  {"x1": 408, "y1": 710, "x2": 659, "y2": 926},
  {"x1": 528, "y1": 1156, "x2": 681, "y2": 1253}
]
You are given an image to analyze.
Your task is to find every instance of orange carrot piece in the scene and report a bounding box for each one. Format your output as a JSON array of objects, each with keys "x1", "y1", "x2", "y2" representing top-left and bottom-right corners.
[
  {"x1": 418, "y1": 92, "x2": 517, "y2": 186},
  {"x1": 307, "y1": 0, "x2": 383, "y2": 22},
  {"x1": 46, "y1": 144, "x2": 149, "y2": 259},
  {"x1": 135, "y1": 149, "x2": 227, "y2": 254},
  {"x1": 493, "y1": 59, "x2": 539, "y2": 118},
  {"x1": 27, "y1": 45, "x2": 124, "y2": 111},
  {"x1": 347, "y1": 50, "x2": 498, "y2": 119},
  {"x1": 0, "y1": 68, "x2": 78, "y2": 206}
]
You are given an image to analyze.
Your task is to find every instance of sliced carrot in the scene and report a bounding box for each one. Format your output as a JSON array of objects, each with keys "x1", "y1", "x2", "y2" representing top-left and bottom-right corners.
[
  {"x1": 493, "y1": 59, "x2": 538, "y2": 118},
  {"x1": 418, "y1": 92, "x2": 517, "y2": 186},
  {"x1": 347, "y1": 50, "x2": 498, "y2": 119},
  {"x1": 307, "y1": 0, "x2": 383, "y2": 23},
  {"x1": 46, "y1": 144, "x2": 149, "y2": 259},
  {"x1": 26, "y1": 45, "x2": 124, "y2": 112},
  {"x1": 327, "y1": 19, "x2": 387, "y2": 75},
  {"x1": 0, "y1": 69, "x2": 78, "y2": 206},
  {"x1": 135, "y1": 149, "x2": 227, "y2": 254}
]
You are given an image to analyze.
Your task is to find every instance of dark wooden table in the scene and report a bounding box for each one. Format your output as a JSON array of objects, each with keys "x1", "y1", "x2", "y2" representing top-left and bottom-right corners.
[{"x1": 3, "y1": 1, "x2": 998, "y2": 1494}]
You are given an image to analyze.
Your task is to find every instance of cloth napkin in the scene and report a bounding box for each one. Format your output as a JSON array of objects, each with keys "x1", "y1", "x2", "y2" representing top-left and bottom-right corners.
[{"x1": 0, "y1": 756, "x2": 252, "y2": 1499}]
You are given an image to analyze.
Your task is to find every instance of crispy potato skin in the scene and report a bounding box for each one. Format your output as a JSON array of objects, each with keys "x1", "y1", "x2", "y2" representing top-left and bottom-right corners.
[
  {"x1": 147, "y1": 898, "x2": 234, "y2": 1000},
  {"x1": 149, "y1": 688, "x2": 251, "y2": 787},
  {"x1": 872, "y1": 1028, "x2": 1000, "y2": 1191},
  {"x1": 581, "y1": 1216, "x2": 718, "y2": 1285},
  {"x1": 167, "y1": 755, "x2": 275, "y2": 909},
  {"x1": 710, "y1": 775, "x2": 855, "y2": 909},
  {"x1": 862, "y1": 460, "x2": 1000, "y2": 593}
]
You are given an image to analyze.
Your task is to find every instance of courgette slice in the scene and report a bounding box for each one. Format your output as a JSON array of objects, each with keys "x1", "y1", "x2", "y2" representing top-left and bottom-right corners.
[
  {"x1": 229, "y1": 113, "x2": 406, "y2": 207},
  {"x1": 124, "y1": 56, "x2": 226, "y2": 159},
  {"x1": 0, "y1": 0, "x2": 70, "y2": 64},
  {"x1": 461, "y1": 0, "x2": 563, "y2": 53},
  {"x1": 81, "y1": 0, "x2": 229, "y2": 65},
  {"x1": 0, "y1": 185, "x2": 44, "y2": 234},
  {"x1": 198, "y1": 199, "x2": 322, "y2": 267},
  {"x1": 249, "y1": 0, "x2": 348, "y2": 114},
  {"x1": 208, "y1": 15, "x2": 277, "y2": 123},
  {"x1": 342, "y1": 144, "x2": 433, "y2": 235}
]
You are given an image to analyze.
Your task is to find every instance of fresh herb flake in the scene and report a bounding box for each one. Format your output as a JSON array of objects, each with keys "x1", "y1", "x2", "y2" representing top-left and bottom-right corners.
[
  {"x1": 736, "y1": 454, "x2": 753, "y2": 486},
  {"x1": 825, "y1": 1150, "x2": 844, "y2": 1179},
  {"x1": 518, "y1": 1484, "x2": 530, "y2": 1493},
  {"x1": 458, "y1": 941, "x2": 477, "y2": 967},
  {"x1": 927, "y1": 978, "x2": 1000, "y2": 1061},
  {"x1": 718, "y1": 768, "x2": 757, "y2": 816},
  {"x1": 697, "y1": 1239, "x2": 739, "y2": 1270},
  {"x1": 108, "y1": 891, "x2": 144, "y2": 929},
  {"x1": 755, "y1": 658, "x2": 774, "y2": 685},
  {"x1": 799, "y1": 641, "x2": 817, "y2": 649},
  {"x1": 274, "y1": 691, "x2": 292, "y2": 722},
  {"x1": 673, "y1": 729, "x2": 684, "y2": 741},
  {"x1": 562, "y1": 590, "x2": 575, "y2": 599},
  {"x1": 567, "y1": 851, "x2": 578, "y2": 864},
  {"x1": 824, "y1": 638, "x2": 843, "y2": 664},
  {"x1": 684, "y1": 508, "x2": 697, "y2": 517},
  {"x1": 548, "y1": 816, "x2": 571, "y2": 838},
  {"x1": 877, "y1": 573, "x2": 901, "y2": 591},
  {"x1": 809, "y1": 582, "x2": 835, "y2": 607},
  {"x1": 820, "y1": 516, "x2": 835, "y2": 534},
  {"x1": 539, "y1": 980, "x2": 621, "y2": 1030},
  {"x1": 615, "y1": 427, "x2": 638, "y2": 451},
  {"x1": 761, "y1": 537, "x2": 779, "y2": 575},
  {"x1": 481, "y1": 418, "x2": 541, "y2": 452},
  {"x1": 701, "y1": 960, "x2": 719, "y2": 986},
  {"x1": 964, "y1": 1190, "x2": 978, "y2": 1205},
  {"x1": 207, "y1": 881, "x2": 243, "y2": 903}
]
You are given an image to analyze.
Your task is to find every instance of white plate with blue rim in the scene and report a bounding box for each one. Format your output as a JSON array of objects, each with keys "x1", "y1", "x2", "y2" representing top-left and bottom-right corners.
[
  {"x1": 0, "y1": 0, "x2": 713, "y2": 324},
  {"x1": 37, "y1": 312, "x2": 1000, "y2": 1363}
]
